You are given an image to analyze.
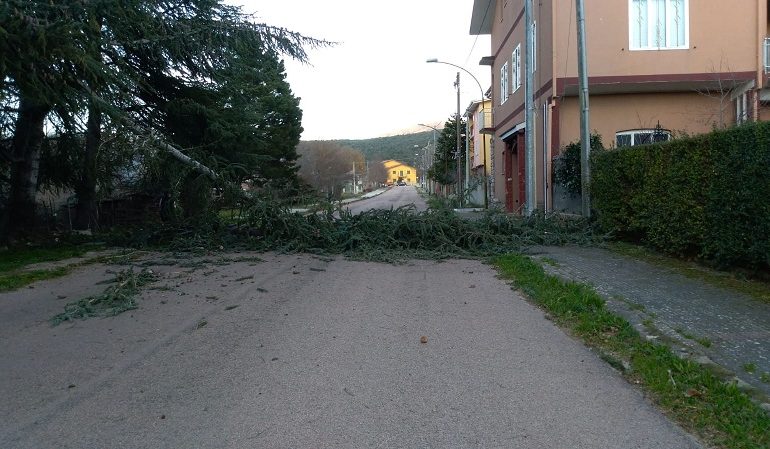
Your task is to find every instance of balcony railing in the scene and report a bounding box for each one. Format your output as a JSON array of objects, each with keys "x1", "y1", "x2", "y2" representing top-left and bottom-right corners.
[{"x1": 765, "y1": 37, "x2": 770, "y2": 73}]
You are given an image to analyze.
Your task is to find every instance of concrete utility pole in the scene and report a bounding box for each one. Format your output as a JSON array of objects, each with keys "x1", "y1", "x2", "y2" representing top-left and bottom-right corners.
[
  {"x1": 524, "y1": 0, "x2": 536, "y2": 216},
  {"x1": 455, "y1": 72, "x2": 463, "y2": 207},
  {"x1": 576, "y1": 0, "x2": 591, "y2": 217}
]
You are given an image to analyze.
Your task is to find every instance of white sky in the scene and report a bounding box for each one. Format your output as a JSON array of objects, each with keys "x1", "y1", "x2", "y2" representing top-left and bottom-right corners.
[{"x1": 237, "y1": 1, "x2": 491, "y2": 140}]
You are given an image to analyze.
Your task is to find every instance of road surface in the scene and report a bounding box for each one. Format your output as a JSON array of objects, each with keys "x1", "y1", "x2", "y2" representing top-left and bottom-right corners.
[
  {"x1": 344, "y1": 185, "x2": 427, "y2": 214},
  {"x1": 0, "y1": 253, "x2": 701, "y2": 448}
]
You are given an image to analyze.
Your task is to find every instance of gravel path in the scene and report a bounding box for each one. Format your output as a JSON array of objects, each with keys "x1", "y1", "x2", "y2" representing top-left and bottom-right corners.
[{"x1": 1, "y1": 253, "x2": 700, "y2": 448}]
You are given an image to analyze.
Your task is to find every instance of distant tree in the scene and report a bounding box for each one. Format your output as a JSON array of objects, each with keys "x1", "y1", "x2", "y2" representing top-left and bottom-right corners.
[
  {"x1": 366, "y1": 160, "x2": 388, "y2": 187},
  {"x1": 428, "y1": 116, "x2": 466, "y2": 187},
  {"x1": 296, "y1": 142, "x2": 364, "y2": 198}
]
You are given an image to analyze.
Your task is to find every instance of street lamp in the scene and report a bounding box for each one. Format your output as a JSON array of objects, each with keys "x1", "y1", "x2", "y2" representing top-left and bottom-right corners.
[{"x1": 426, "y1": 58, "x2": 489, "y2": 209}]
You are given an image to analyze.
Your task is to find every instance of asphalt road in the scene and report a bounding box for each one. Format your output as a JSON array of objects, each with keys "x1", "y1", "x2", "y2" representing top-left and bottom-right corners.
[
  {"x1": 0, "y1": 253, "x2": 701, "y2": 448},
  {"x1": 344, "y1": 185, "x2": 427, "y2": 214}
]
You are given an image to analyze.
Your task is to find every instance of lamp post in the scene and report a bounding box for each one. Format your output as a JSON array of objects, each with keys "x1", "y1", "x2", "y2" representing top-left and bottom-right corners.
[{"x1": 426, "y1": 58, "x2": 489, "y2": 209}]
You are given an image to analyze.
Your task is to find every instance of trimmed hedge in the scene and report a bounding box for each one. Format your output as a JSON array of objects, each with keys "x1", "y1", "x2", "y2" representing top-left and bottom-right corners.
[{"x1": 591, "y1": 121, "x2": 770, "y2": 271}]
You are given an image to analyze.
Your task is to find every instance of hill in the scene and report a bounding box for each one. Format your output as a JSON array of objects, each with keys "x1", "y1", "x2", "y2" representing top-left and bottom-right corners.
[{"x1": 305, "y1": 131, "x2": 436, "y2": 164}]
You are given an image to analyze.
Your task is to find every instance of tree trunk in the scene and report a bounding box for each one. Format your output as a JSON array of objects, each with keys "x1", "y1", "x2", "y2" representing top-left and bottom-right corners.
[
  {"x1": 3, "y1": 96, "x2": 49, "y2": 240},
  {"x1": 74, "y1": 100, "x2": 101, "y2": 230}
]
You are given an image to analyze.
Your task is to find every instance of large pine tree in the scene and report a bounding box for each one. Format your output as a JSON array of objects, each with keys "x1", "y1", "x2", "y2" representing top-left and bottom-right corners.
[{"x1": 0, "y1": 0, "x2": 329, "y2": 237}]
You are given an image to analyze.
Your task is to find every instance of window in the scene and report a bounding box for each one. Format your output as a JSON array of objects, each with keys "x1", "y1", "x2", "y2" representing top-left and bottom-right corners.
[
  {"x1": 616, "y1": 128, "x2": 671, "y2": 147},
  {"x1": 629, "y1": 0, "x2": 688, "y2": 50},
  {"x1": 512, "y1": 45, "x2": 521, "y2": 92},
  {"x1": 532, "y1": 22, "x2": 537, "y2": 73},
  {"x1": 500, "y1": 62, "x2": 509, "y2": 104},
  {"x1": 407, "y1": 170, "x2": 410, "y2": 174},
  {"x1": 392, "y1": 170, "x2": 396, "y2": 174}
]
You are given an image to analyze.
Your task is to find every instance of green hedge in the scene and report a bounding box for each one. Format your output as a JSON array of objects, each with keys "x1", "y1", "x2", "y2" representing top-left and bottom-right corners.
[{"x1": 591, "y1": 121, "x2": 770, "y2": 271}]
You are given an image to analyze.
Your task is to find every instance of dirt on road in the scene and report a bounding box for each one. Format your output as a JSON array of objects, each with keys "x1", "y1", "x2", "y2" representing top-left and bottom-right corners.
[{"x1": 1, "y1": 252, "x2": 700, "y2": 448}]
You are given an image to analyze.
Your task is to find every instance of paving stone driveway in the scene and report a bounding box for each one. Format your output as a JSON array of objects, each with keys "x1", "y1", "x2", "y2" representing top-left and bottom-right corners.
[{"x1": 529, "y1": 245, "x2": 770, "y2": 400}]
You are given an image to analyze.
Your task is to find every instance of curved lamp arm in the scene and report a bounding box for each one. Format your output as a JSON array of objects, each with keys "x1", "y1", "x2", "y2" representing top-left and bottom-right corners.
[{"x1": 426, "y1": 59, "x2": 485, "y2": 101}]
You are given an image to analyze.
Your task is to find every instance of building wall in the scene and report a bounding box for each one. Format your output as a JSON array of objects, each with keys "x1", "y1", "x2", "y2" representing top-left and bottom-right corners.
[
  {"x1": 468, "y1": 100, "x2": 492, "y2": 170},
  {"x1": 477, "y1": 0, "x2": 767, "y2": 212},
  {"x1": 487, "y1": 1, "x2": 555, "y2": 210},
  {"x1": 760, "y1": 103, "x2": 770, "y2": 121},
  {"x1": 553, "y1": 0, "x2": 761, "y2": 79},
  {"x1": 489, "y1": 0, "x2": 523, "y2": 205},
  {"x1": 756, "y1": 0, "x2": 768, "y2": 87},
  {"x1": 557, "y1": 92, "x2": 737, "y2": 149}
]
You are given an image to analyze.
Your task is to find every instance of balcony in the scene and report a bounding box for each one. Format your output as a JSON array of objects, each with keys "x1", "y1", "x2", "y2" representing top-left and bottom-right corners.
[{"x1": 477, "y1": 110, "x2": 494, "y2": 134}]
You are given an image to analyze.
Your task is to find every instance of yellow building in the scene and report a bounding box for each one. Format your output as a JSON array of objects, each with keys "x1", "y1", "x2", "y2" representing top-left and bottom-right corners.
[{"x1": 383, "y1": 160, "x2": 417, "y2": 185}]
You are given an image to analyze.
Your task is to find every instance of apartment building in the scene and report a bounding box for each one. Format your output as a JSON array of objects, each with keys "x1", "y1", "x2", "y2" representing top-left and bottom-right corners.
[{"x1": 470, "y1": 0, "x2": 770, "y2": 213}]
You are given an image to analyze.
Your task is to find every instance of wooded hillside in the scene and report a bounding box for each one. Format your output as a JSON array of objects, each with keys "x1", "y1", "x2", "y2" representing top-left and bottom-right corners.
[{"x1": 306, "y1": 131, "x2": 435, "y2": 164}]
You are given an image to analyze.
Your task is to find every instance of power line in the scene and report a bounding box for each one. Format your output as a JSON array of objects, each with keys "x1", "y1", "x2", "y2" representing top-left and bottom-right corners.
[{"x1": 464, "y1": 0, "x2": 493, "y2": 66}]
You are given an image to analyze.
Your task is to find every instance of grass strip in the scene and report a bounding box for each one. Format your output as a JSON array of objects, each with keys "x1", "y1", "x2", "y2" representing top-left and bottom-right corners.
[
  {"x1": 608, "y1": 242, "x2": 770, "y2": 305},
  {"x1": 0, "y1": 267, "x2": 73, "y2": 292},
  {"x1": 51, "y1": 268, "x2": 158, "y2": 325},
  {"x1": 493, "y1": 253, "x2": 770, "y2": 449},
  {"x1": 0, "y1": 245, "x2": 93, "y2": 274},
  {"x1": 0, "y1": 243, "x2": 117, "y2": 292}
]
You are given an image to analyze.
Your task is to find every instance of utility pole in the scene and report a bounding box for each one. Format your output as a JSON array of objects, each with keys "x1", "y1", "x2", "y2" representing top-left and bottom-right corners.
[
  {"x1": 576, "y1": 0, "x2": 591, "y2": 217},
  {"x1": 524, "y1": 0, "x2": 536, "y2": 216},
  {"x1": 455, "y1": 72, "x2": 462, "y2": 207},
  {"x1": 352, "y1": 161, "x2": 357, "y2": 194}
]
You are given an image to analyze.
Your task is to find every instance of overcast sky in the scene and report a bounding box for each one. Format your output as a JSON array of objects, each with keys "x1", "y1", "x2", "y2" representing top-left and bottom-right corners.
[{"x1": 237, "y1": 1, "x2": 491, "y2": 141}]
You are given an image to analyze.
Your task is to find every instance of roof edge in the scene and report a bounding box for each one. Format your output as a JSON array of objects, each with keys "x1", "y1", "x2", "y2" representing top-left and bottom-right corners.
[{"x1": 469, "y1": 0, "x2": 495, "y2": 35}]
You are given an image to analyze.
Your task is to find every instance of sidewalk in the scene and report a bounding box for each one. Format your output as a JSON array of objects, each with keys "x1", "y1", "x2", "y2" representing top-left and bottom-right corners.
[
  {"x1": 528, "y1": 245, "x2": 770, "y2": 405},
  {"x1": 340, "y1": 187, "x2": 389, "y2": 204}
]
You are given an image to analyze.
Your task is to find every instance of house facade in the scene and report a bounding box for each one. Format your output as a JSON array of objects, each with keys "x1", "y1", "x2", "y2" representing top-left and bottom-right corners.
[
  {"x1": 464, "y1": 99, "x2": 493, "y2": 206},
  {"x1": 383, "y1": 160, "x2": 417, "y2": 185},
  {"x1": 470, "y1": 0, "x2": 770, "y2": 213}
]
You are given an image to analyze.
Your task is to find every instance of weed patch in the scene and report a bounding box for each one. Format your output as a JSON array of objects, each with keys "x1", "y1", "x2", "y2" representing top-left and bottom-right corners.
[{"x1": 493, "y1": 254, "x2": 770, "y2": 449}]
